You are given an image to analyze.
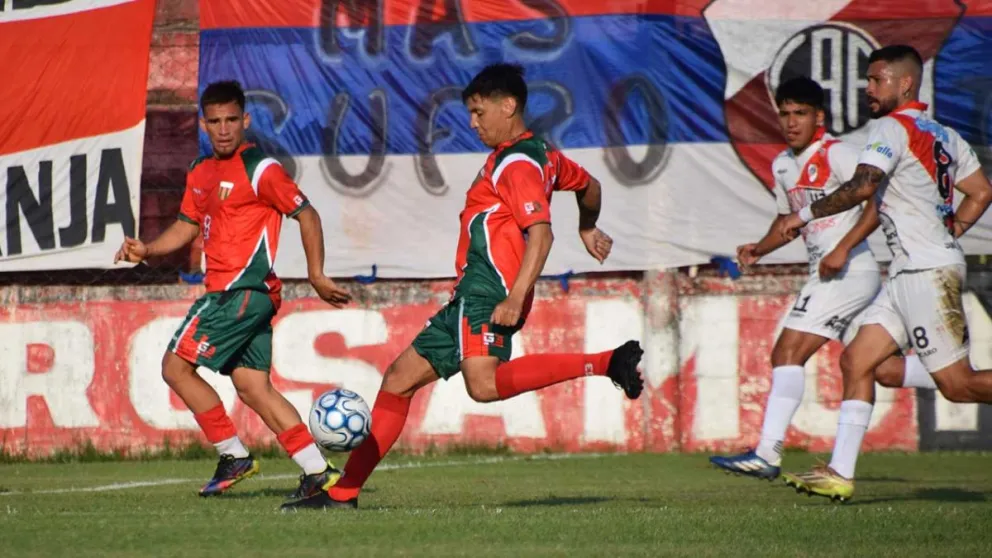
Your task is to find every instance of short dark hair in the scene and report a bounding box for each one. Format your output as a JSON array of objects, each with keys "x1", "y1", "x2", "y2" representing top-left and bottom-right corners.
[
  {"x1": 200, "y1": 80, "x2": 246, "y2": 113},
  {"x1": 461, "y1": 63, "x2": 527, "y2": 110},
  {"x1": 868, "y1": 44, "x2": 923, "y2": 69},
  {"x1": 775, "y1": 77, "x2": 825, "y2": 110}
]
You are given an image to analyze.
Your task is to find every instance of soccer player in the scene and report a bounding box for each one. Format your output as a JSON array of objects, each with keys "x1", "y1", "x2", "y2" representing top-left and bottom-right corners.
[
  {"x1": 114, "y1": 81, "x2": 352, "y2": 500},
  {"x1": 709, "y1": 77, "x2": 934, "y2": 482},
  {"x1": 281, "y1": 63, "x2": 645, "y2": 511},
  {"x1": 777, "y1": 45, "x2": 992, "y2": 501}
]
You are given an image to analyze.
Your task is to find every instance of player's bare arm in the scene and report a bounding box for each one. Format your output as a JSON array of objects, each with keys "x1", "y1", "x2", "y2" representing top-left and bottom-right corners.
[
  {"x1": 576, "y1": 176, "x2": 613, "y2": 263},
  {"x1": 736, "y1": 215, "x2": 795, "y2": 272},
  {"x1": 950, "y1": 169, "x2": 992, "y2": 238},
  {"x1": 295, "y1": 205, "x2": 351, "y2": 307},
  {"x1": 819, "y1": 196, "x2": 881, "y2": 279},
  {"x1": 491, "y1": 222, "x2": 553, "y2": 326},
  {"x1": 777, "y1": 164, "x2": 885, "y2": 239},
  {"x1": 114, "y1": 219, "x2": 199, "y2": 264}
]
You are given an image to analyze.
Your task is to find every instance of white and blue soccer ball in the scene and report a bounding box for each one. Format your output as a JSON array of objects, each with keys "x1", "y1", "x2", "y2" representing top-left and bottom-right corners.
[{"x1": 308, "y1": 388, "x2": 372, "y2": 452}]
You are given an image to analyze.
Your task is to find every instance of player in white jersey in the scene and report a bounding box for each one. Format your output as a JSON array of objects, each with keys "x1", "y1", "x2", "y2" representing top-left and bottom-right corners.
[
  {"x1": 710, "y1": 77, "x2": 933, "y2": 484},
  {"x1": 778, "y1": 45, "x2": 992, "y2": 501}
]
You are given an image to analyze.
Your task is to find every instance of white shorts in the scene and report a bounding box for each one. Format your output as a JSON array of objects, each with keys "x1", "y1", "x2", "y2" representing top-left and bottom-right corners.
[
  {"x1": 887, "y1": 264, "x2": 969, "y2": 372},
  {"x1": 847, "y1": 285, "x2": 910, "y2": 350},
  {"x1": 782, "y1": 271, "x2": 881, "y2": 342}
]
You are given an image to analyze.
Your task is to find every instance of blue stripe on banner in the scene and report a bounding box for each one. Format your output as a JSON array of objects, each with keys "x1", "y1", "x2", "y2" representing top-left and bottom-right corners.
[
  {"x1": 198, "y1": 15, "x2": 728, "y2": 156},
  {"x1": 935, "y1": 17, "x2": 992, "y2": 147}
]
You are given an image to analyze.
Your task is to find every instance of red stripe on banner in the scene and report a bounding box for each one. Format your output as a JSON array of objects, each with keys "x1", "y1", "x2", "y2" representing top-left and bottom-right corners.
[
  {"x1": 200, "y1": 0, "x2": 710, "y2": 30},
  {"x1": 0, "y1": 0, "x2": 155, "y2": 156}
]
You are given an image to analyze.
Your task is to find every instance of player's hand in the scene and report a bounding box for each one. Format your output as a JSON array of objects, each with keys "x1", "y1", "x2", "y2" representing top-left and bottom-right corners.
[
  {"x1": 491, "y1": 295, "x2": 524, "y2": 327},
  {"x1": 736, "y1": 243, "x2": 760, "y2": 272},
  {"x1": 310, "y1": 275, "x2": 352, "y2": 308},
  {"x1": 818, "y1": 247, "x2": 848, "y2": 280},
  {"x1": 775, "y1": 213, "x2": 805, "y2": 242},
  {"x1": 579, "y1": 227, "x2": 613, "y2": 264},
  {"x1": 114, "y1": 237, "x2": 148, "y2": 264}
]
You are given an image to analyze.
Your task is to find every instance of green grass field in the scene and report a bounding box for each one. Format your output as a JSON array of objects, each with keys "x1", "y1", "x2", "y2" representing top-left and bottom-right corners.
[{"x1": 1, "y1": 452, "x2": 990, "y2": 557}]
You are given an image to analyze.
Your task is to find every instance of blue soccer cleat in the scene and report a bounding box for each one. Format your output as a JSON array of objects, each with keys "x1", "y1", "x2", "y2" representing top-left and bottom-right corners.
[{"x1": 709, "y1": 450, "x2": 781, "y2": 481}]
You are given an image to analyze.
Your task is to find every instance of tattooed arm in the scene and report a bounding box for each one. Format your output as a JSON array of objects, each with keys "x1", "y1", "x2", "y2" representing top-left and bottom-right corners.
[
  {"x1": 775, "y1": 164, "x2": 886, "y2": 241},
  {"x1": 809, "y1": 164, "x2": 886, "y2": 219}
]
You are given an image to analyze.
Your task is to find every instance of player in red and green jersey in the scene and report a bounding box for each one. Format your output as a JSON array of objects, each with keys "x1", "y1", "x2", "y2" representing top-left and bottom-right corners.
[
  {"x1": 114, "y1": 81, "x2": 351, "y2": 502},
  {"x1": 283, "y1": 64, "x2": 644, "y2": 511}
]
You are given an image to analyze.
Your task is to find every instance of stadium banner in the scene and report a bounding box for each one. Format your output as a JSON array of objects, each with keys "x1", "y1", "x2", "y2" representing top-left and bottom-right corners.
[
  {"x1": 199, "y1": 0, "x2": 992, "y2": 279},
  {"x1": 0, "y1": 0, "x2": 155, "y2": 272},
  {"x1": 1, "y1": 278, "x2": 950, "y2": 457}
]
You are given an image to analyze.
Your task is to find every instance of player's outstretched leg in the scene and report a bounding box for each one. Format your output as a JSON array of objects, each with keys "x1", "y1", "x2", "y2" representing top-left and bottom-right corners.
[
  {"x1": 281, "y1": 347, "x2": 438, "y2": 511},
  {"x1": 710, "y1": 328, "x2": 826, "y2": 481},
  {"x1": 229, "y1": 367, "x2": 341, "y2": 501},
  {"x1": 161, "y1": 353, "x2": 259, "y2": 496},
  {"x1": 480, "y1": 340, "x2": 645, "y2": 402}
]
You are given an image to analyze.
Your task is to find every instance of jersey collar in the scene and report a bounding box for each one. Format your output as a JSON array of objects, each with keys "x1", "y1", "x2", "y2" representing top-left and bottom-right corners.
[{"x1": 497, "y1": 130, "x2": 533, "y2": 150}]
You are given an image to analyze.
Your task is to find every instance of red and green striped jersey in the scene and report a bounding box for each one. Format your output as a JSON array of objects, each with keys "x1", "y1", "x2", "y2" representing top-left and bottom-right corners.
[
  {"x1": 453, "y1": 131, "x2": 590, "y2": 307},
  {"x1": 179, "y1": 143, "x2": 309, "y2": 311}
]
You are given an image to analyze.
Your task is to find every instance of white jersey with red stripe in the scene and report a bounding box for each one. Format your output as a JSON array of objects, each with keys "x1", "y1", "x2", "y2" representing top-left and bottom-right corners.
[
  {"x1": 772, "y1": 130, "x2": 879, "y2": 276},
  {"x1": 858, "y1": 101, "x2": 982, "y2": 276}
]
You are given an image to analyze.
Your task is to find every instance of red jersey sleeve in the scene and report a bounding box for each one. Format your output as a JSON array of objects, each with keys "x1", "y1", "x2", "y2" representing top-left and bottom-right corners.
[
  {"x1": 256, "y1": 161, "x2": 310, "y2": 217},
  {"x1": 178, "y1": 172, "x2": 202, "y2": 226},
  {"x1": 552, "y1": 151, "x2": 590, "y2": 192},
  {"x1": 495, "y1": 159, "x2": 552, "y2": 230}
]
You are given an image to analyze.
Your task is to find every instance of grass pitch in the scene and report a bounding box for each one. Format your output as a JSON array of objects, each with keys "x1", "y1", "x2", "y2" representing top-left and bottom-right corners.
[{"x1": 1, "y1": 452, "x2": 990, "y2": 557}]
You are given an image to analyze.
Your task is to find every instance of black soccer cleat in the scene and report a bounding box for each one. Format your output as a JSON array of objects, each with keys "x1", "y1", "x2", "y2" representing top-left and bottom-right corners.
[
  {"x1": 280, "y1": 490, "x2": 358, "y2": 511},
  {"x1": 198, "y1": 454, "x2": 259, "y2": 497},
  {"x1": 606, "y1": 340, "x2": 645, "y2": 399},
  {"x1": 287, "y1": 461, "x2": 342, "y2": 501}
]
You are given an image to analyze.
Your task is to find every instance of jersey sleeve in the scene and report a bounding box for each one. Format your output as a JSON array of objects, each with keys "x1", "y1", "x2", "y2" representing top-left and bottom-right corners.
[
  {"x1": 553, "y1": 151, "x2": 590, "y2": 192},
  {"x1": 256, "y1": 161, "x2": 310, "y2": 217},
  {"x1": 178, "y1": 173, "x2": 201, "y2": 226},
  {"x1": 495, "y1": 159, "x2": 552, "y2": 230},
  {"x1": 950, "y1": 129, "x2": 982, "y2": 181},
  {"x1": 827, "y1": 142, "x2": 860, "y2": 183},
  {"x1": 857, "y1": 118, "x2": 906, "y2": 175}
]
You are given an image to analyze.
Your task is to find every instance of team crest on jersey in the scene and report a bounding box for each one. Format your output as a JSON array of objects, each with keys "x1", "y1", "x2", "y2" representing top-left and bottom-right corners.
[
  {"x1": 218, "y1": 181, "x2": 234, "y2": 201},
  {"x1": 703, "y1": 0, "x2": 959, "y2": 191},
  {"x1": 807, "y1": 164, "x2": 818, "y2": 182}
]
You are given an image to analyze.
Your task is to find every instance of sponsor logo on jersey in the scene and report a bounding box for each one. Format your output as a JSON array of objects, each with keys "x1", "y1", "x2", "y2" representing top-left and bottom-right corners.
[{"x1": 867, "y1": 142, "x2": 894, "y2": 159}]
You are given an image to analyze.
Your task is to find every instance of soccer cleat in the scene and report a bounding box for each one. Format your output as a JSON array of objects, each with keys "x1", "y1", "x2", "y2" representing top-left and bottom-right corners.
[
  {"x1": 198, "y1": 454, "x2": 259, "y2": 497},
  {"x1": 280, "y1": 490, "x2": 358, "y2": 511},
  {"x1": 782, "y1": 464, "x2": 855, "y2": 503},
  {"x1": 709, "y1": 450, "x2": 781, "y2": 481},
  {"x1": 607, "y1": 340, "x2": 645, "y2": 399},
  {"x1": 287, "y1": 461, "x2": 342, "y2": 501}
]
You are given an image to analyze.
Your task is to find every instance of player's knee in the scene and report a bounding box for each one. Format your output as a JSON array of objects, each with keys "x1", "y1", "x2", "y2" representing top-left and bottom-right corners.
[
  {"x1": 464, "y1": 380, "x2": 499, "y2": 403},
  {"x1": 381, "y1": 361, "x2": 423, "y2": 399},
  {"x1": 873, "y1": 359, "x2": 903, "y2": 388},
  {"x1": 839, "y1": 349, "x2": 859, "y2": 377}
]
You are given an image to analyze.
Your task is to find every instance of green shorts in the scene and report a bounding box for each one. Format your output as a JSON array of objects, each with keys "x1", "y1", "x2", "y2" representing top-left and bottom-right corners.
[
  {"x1": 412, "y1": 296, "x2": 520, "y2": 380},
  {"x1": 167, "y1": 289, "x2": 275, "y2": 374}
]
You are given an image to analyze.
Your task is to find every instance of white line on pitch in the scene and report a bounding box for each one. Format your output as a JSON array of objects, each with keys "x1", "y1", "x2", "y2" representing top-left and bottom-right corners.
[{"x1": 0, "y1": 452, "x2": 619, "y2": 496}]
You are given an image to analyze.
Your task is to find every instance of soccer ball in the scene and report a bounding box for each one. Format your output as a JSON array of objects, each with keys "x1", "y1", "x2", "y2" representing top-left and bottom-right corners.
[{"x1": 308, "y1": 388, "x2": 372, "y2": 452}]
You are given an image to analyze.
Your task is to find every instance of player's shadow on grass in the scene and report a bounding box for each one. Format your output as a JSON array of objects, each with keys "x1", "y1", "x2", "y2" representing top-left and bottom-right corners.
[
  {"x1": 502, "y1": 496, "x2": 613, "y2": 507},
  {"x1": 854, "y1": 475, "x2": 913, "y2": 483},
  {"x1": 225, "y1": 486, "x2": 379, "y2": 499},
  {"x1": 849, "y1": 487, "x2": 987, "y2": 505}
]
